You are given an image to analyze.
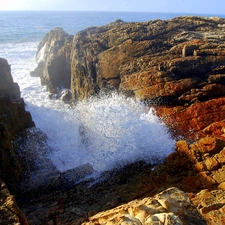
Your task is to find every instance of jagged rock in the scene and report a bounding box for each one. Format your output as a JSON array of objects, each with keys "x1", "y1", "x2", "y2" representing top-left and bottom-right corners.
[
  {"x1": 82, "y1": 187, "x2": 206, "y2": 225},
  {"x1": 17, "y1": 134, "x2": 225, "y2": 225},
  {"x1": 0, "y1": 58, "x2": 20, "y2": 99},
  {"x1": 0, "y1": 178, "x2": 30, "y2": 225},
  {"x1": 31, "y1": 27, "x2": 73, "y2": 93},
  {"x1": 34, "y1": 16, "x2": 225, "y2": 139},
  {"x1": 0, "y1": 58, "x2": 35, "y2": 190},
  {"x1": 191, "y1": 189, "x2": 225, "y2": 225}
]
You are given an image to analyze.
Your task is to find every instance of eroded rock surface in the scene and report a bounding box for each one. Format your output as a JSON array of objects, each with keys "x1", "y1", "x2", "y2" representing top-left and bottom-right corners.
[
  {"x1": 191, "y1": 189, "x2": 225, "y2": 225},
  {"x1": 69, "y1": 16, "x2": 225, "y2": 139},
  {"x1": 82, "y1": 187, "x2": 206, "y2": 225}
]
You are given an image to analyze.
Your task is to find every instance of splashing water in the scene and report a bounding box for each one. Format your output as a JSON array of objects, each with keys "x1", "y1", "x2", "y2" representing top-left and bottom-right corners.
[{"x1": 46, "y1": 93, "x2": 176, "y2": 173}]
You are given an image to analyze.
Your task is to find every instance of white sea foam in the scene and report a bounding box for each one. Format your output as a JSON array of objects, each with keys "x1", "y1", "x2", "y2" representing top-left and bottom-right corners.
[
  {"x1": 36, "y1": 43, "x2": 46, "y2": 63},
  {"x1": 1, "y1": 41, "x2": 175, "y2": 178}
]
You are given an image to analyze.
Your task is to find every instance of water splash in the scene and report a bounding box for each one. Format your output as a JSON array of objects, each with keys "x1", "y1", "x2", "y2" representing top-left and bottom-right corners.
[{"x1": 47, "y1": 92, "x2": 175, "y2": 173}]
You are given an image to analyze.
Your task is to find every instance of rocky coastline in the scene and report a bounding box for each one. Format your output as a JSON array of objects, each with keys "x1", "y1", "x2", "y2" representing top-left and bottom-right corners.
[{"x1": 1, "y1": 16, "x2": 225, "y2": 224}]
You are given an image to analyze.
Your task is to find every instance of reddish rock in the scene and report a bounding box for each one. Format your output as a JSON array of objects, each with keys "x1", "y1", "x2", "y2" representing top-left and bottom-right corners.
[{"x1": 156, "y1": 97, "x2": 225, "y2": 140}]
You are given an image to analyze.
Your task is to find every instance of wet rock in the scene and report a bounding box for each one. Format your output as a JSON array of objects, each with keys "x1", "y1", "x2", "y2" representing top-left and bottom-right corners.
[
  {"x1": 59, "y1": 89, "x2": 72, "y2": 102},
  {"x1": 31, "y1": 27, "x2": 73, "y2": 94},
  {"x1": 0, "y1": 58, "x2": 20, "y2": 99}
]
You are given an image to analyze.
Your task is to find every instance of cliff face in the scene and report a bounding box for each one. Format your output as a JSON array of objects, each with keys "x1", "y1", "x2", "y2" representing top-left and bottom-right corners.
[
  {"x1": 33, "y1": 16, "x2": 225, "y2": 139},
  {"x1": 0, "y1": 58, "x2": 35, "y2": 189},
  {"x1": 70, "y1": 16, "x2": 225, "y2": 139}
]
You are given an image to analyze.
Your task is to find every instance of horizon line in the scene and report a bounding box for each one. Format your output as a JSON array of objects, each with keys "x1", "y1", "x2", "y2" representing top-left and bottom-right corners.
[{"x1": 0, "y1": 9, "x2": 224, "y2": 16}]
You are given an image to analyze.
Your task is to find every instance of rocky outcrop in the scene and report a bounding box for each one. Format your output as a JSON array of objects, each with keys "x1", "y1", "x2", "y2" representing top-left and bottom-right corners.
[
  {"x1": 0, "y1": 58, "x2": 35, "y2": 190},
  {"x1": 33, "y1": 16, "x2": 225, "y2": 139},
  {"x1": 69, "y1": 16, "x2": 225, "y2": 139},
  {"x1": 31, "y1": 27, "x2": 73, "y2": 95},
  {"x1": 191, "y1": 188, "x2": 225, "y2": 225}
]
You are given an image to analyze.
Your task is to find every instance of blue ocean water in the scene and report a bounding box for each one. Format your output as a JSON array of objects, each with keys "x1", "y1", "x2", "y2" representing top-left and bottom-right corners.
[
  {"x1": 1, "y1": 10, "x2": 223, "y2": 185},
  {"x1": 1, "y1": 10, "x2": 224, "y2": 44}
]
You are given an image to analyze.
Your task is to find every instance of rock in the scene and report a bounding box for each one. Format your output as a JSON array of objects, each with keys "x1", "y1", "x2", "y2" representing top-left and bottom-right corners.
[
  {"x1": 82, "y1": 187, "x2": 206, "y2": 225},
  {"x1": 0, "y1": 178, "x2": 31, "y2": 225},
  {"x1": 9, "y1": 16, "x2": 225, "y2": 224},
  {"x1": 156, "y1": 97, "x2": 225, "y2": 140},
  {"x1": 191, "y1": 189, "x2": 225, "y2": 225},
  {"x1": 0, "y1": 58, "x2": 35, "y2": 191},
  {"x1": 31, "y1": 27, "x2": 73, "y2": 93},
  {"x1": 59, "y1": 89, "x2": 72, "y2": 102},
  {"x1": 0, "y1": 58, "x2": 20, "y2": 99},
  {"x1": 34, "y1": 16, "x2": 225, "y2": 140}
]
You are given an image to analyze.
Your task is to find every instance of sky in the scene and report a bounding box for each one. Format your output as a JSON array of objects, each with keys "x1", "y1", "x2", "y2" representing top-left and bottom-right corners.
[{"x1": 0, "y1": 0, "x2": 225, "y2": 15}]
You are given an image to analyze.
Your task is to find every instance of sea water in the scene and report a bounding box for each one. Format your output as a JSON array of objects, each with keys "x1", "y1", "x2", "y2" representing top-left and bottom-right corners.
[{"x1": 1, "y1": 11, "x2": 224, "y2": 180}]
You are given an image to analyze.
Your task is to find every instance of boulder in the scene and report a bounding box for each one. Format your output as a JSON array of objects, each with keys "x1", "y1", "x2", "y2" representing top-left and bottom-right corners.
[{"x1": 31, "y1": 27, "x2": 73, "y2": 94}]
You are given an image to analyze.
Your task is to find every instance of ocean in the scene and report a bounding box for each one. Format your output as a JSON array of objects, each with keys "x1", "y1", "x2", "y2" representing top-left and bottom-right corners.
[{"x1": 1, "y1": 10, "x2": 222, "y2": 184}]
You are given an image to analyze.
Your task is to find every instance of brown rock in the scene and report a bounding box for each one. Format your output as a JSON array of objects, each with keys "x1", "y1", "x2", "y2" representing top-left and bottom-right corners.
[
  {"x1": 33, "y1": 16, "x2": 225, "y2": 140},
  {"x1": 191, "y1": 189, "x2": 225, "y2": 225},
  {"x1": 212, "y1": 166, "x2": 225, "y2": 184},
  {"x1": 215, "y1": 148, "x2": 225, "y2": 164},
  {"x1": 218, "y1": 182, "x2": 225, "y2": 190},
  {"x1": 0, "y1": 178, "x2": 30, "y2": 225}
]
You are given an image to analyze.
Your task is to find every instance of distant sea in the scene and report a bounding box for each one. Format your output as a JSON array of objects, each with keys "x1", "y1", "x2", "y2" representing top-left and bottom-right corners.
[
  {"x1": 1, "y1": 10, "x2": 225, "y2": 44},
  {"x1": 0, "y1": 11, "x2": 224, "y2": 183}
]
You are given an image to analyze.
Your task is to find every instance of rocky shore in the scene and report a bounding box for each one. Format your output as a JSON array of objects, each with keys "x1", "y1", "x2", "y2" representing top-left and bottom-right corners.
[{"x1": 1, "y1": 16, "x2": 225, "y2": 224}]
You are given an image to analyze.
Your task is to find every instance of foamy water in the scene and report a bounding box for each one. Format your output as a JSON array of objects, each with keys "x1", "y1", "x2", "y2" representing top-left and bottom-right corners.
[{"x1": 1, "y1": 41, "x2": 175, "y2": 177}]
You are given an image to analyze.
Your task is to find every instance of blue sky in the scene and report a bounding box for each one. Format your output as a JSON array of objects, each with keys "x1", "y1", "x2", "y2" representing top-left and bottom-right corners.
[{"x1": 0, "y1": 0, "x2": 225, "y2": 14}]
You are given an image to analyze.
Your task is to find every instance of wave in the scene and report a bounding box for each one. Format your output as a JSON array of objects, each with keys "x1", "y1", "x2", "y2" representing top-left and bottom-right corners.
[{"x1": 23, "y1": 91, "x2": 175, "y2": 174}]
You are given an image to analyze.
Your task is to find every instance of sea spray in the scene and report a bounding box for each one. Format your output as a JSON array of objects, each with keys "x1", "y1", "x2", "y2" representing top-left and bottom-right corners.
[
  {"x1": 23, "y1": 91, "x2": 176, "y2": 174},
  {"x1": 71, "y1": 92, "x2": 176, "y2": 172},
  {"x1": 16, "y1": 92, "x2": 176, "y2": 190}
]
